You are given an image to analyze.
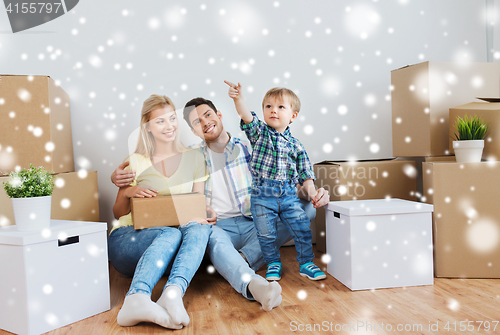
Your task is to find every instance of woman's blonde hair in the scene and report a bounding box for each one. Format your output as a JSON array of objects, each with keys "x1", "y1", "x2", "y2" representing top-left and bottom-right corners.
[{"x1": 134, "y1": 94, "x2": 186, "y2": 157}]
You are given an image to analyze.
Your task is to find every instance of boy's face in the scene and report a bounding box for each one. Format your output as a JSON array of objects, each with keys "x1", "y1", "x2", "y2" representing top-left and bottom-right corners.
[
  {"x1": 188, "y1": 104, "x2": 224, "y2": 143},
  {"x1": 262, "y1": 95, "x2": 298, "y2": 133}
]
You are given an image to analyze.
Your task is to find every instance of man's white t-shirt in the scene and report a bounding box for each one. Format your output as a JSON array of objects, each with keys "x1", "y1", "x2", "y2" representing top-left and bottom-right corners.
[{"x1": 208, "y1": 148, "x2": 241, "y2": 220}]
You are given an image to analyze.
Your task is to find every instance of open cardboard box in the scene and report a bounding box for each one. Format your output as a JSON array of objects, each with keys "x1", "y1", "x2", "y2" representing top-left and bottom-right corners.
[
  {"x1": 391, "y1": 62, "x2": 499, "y2": 157},
  {"x1": 131, "y1": 193, "x2": 206, "y2": 229},
  {"x1": 0, "y1": 75, "x2": 74, "y2": 174},
  {"x1": 313, "y1": 158, "x2": 418, "y2": 252},
  {"x1": 423, "y1": 161, "x2": 500, "y2": 278}
]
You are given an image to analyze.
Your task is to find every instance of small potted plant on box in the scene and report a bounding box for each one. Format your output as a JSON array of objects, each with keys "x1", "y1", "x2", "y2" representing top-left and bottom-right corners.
[
  {"x1": 452, "y1": 115, "x2": 489, "y2": 163},
  {"x1": 2, "y1": 164, "x2": 55, "y2": 232}
]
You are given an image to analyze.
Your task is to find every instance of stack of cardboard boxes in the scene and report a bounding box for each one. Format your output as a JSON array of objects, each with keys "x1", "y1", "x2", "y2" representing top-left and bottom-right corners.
[
  {"x1": 319, "y1": 61, "x2": 500, "y2": 279},
  {"x1": 315, "y1": 61, "x2": 500, "y2": 279},
  {"x1": 0, "y1": 75, "x2": 99, "y2": 226}
]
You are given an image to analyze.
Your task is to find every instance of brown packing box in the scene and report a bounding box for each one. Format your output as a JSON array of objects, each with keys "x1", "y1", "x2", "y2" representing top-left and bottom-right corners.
[
  {"x1": 0, "y1": 171, "x2": 99, "y2": 227},
  {"x1": 313, "y1": 159, "x2": 418, "y2": 252},
  {"x1": 0, "y1": 75, "x2": 74, "y2": 174},
  {"x1": 422, "y1": 161, "x2": 500, "y2": 278},
  {"x1": 391, "y1": 62, "x2": 499, "y2": 157},
  {"x1": 131, "y1": 193, "x2": 206, "y2": 230},
  {"x1": 449, "y1": 102, "x2": 500, "y2": 160}
]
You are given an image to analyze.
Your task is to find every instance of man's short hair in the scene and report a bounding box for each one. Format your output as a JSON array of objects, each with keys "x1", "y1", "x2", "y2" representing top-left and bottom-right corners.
[
  {"x1": 183, "y1": 97, "x2": 218, "y2": 128},
  {"x1": 262, "y1": 87, "x2": 301, "y2": 113}
]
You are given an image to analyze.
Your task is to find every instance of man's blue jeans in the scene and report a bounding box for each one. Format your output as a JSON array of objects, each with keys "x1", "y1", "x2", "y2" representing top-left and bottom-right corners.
[
  {"x1": 251, "y1": 178, "x2": 315, "y2": 266},
  {"x1": 108, "y1": 222, "x2": 211, "y2": 297}
]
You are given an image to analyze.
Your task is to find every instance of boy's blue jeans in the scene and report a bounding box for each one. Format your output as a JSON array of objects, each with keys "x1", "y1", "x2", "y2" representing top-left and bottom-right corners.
[
  {"x1": 108, "y1": 222, "x2": 211, "y2": 297},
  {"x1": 251, "y1": 178, "x2": 315, "y2": 266}
]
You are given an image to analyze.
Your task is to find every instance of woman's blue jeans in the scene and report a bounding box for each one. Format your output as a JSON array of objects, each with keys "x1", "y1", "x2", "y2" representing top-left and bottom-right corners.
[{"x1": 108, "y1": 222, "x2": 212, "y2": 297}]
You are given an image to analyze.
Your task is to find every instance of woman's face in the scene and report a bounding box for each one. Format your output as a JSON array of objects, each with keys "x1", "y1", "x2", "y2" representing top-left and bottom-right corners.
[{"x1": 146, "y1": 105, "x2": 178, "y2": 144}]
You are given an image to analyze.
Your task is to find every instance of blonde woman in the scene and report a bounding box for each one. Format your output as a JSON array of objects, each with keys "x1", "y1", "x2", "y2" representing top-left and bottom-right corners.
[{"x1": 108, "y1": 95, "x2": 214, "y2": 330}]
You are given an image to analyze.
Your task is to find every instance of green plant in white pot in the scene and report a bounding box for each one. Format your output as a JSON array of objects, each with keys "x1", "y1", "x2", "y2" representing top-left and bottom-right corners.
[
  {"x1": 452, "y1": 115, "x2": 489, "y2": 163},
  {"x1": 2, "y1": 165, "x2": 55, "y2": 232}
]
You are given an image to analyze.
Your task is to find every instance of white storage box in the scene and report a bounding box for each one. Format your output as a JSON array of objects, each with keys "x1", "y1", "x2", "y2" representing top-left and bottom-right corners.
[
  {"x1": 0, "y1": 220, "x2": 110, "y2": 335},
  {"x1": 325, "y1": 199, "x2": 434, "y2": 291}
]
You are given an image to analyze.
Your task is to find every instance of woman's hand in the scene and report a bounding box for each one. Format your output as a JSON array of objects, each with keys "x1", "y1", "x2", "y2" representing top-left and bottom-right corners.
[
  {"x1": 124, "y1": 185, "x2": 158, "y2": 198},
  {"x1": 206, "y1": 205, "x2": 217, "y2": 225}
]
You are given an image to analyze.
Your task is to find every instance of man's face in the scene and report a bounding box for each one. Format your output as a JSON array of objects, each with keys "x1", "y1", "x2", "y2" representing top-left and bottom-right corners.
[{"x1": 188, "y1": 104, "x2": 224, "y2": 143}]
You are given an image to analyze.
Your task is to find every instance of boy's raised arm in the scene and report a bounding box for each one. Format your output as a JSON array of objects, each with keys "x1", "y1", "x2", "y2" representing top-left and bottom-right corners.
[{"x1": 224, "y1": 80, "x2": 253, "y2": 124}]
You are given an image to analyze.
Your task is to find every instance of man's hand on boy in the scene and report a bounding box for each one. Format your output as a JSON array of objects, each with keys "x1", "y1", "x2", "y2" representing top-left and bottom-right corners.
[
  {"x1": 224, "y1": 80, "x2": 242, "y2": 100},
  {"x1": 310, "y1": 188, "x2": 329, "y2": 208},
  {"x1": 111, "y1": 161, "x2": 136, "y2": 187}
]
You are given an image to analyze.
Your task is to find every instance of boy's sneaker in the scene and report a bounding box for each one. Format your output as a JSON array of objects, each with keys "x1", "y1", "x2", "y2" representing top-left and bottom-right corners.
[
  {"x1": 299, "y1": 262, "x2": 326, "y2": 281},
  {"x1": 266, "y1": 262, "x2": 282, "y2": 281}
]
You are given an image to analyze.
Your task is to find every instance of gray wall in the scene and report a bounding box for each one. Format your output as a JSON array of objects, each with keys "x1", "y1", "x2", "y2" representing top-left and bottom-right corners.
[{"x1": 0, "y1": 0, "x2": 495, "y2": 225}]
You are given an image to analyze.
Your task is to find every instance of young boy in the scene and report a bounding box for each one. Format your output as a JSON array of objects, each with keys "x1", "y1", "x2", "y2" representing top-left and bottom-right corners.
[{"x1": 224, "y1": 80, "x2": 326, "y2": 281}]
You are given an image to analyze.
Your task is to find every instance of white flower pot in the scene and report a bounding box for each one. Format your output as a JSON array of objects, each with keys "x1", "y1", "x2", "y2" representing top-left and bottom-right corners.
[
  {"x1": 453, "y1": 140, "x2": 484, "y2": 163},
  {"x1": 11, "y1": 196, "x2": 52, "y2": 232}
]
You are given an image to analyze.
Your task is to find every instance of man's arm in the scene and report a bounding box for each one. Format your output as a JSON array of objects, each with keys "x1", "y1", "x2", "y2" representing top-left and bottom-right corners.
[
  {"x1": 224, "y1": 80, "x2": 253, "y2": 124},
  {"x1": 111, "y1": 161, "x2": 136, "y2": 187}
]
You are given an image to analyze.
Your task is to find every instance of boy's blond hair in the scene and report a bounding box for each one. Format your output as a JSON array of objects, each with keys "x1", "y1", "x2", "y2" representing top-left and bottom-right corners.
[{"x1": 262, "y1": 87, "x2": 301, "y2": 113}]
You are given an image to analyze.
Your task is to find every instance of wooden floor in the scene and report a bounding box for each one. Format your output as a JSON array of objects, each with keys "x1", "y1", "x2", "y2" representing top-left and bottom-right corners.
[{"x1": 2, "y1": 246, "x2": 499, "y2": 335}]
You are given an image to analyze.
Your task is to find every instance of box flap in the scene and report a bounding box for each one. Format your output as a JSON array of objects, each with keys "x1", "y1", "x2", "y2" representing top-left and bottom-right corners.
[
  {"x1": 0, "y1": 220, "x2": 106, "y2": 246},
  {"x1": 476, "y1": 97, "x2": 500, "y2": 103},
  {"x1": 315, "y1": 158, "x2": 396, "y2": 165},
  {"x1": 326, "y1": 198, "x2": 433, "y2": 216}
]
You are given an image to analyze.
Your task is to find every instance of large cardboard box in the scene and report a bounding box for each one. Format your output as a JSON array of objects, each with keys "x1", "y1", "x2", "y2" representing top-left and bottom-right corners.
[
  {"x1": 131, "y1": 193, "x2": 206, "y2": 229},
  {"x1": 0, "y1": 220, "x2": 109, "y2": 335},
  {"x1": 0, "y1": 171, "x2": 99, "y2": 227},
  {"x1": 423, "y1": 161, "x2": 500, "y2": 278},
  {"x1": 449, "y1": 102, "x2": 500, "y2": 160},
  {"x1": 313, "y1": 159, "x2": 418, "y2": 252},
  {"x1": 0, "y1": 75, "x2": 74, "y2": 174},
  {"x1": 325, "y1": 199, "x2": 434, "y2": 290},
  {"x1": 391, "y1": 62, "x2": 499, "y2": 157}
]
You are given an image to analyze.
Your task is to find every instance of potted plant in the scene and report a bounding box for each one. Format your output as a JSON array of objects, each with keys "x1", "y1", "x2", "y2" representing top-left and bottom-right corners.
[
  {"x1": 452, "y1": 115, "x2": 489, "y2": 163},
  {"x1": 2, "y1": 165, "x2": 55, "y2": 232}
]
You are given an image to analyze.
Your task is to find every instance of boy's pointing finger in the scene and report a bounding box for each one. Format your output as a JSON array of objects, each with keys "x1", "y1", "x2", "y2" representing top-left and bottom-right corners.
[{"x1": 224, "y1": 80, "x2": 238, "y2": 89}]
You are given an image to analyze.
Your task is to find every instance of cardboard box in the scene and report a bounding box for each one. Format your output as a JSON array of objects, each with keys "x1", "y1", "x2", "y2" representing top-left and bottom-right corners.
[
  {"x1": 391, "y1": 62, "x2": 499, "y2": 157},
  {"x1": 423, "y1": 161, "x2": 500, "y2": 278},
  {"x1": 449, "y1": 102, "x2": 500, "y2": 160},
  {"x1": 0, "y1": 171, "x2": 99, "y2": 227},
  {"x1": 0, "y1": 75, "x2": 74, "y2": 174},
  {"x1": 131, "y1": 193, "x2": 206, "y2": 229},
  {"x1": 313, "y1": 159, "x2": 418, "y2": 252},
  {"x1": 0, "y1": 220, "x2": 110, "y2": 335},
  {"x1": 325, "y1": 199, "x2": 434, "y2": 290}
]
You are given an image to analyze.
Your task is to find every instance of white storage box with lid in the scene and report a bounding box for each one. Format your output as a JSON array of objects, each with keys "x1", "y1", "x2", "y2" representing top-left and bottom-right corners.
[
  {"x1": 0, "y1": 220, "x2": 110, "y2": 335},
  {"x1": 325, "y1": 199, "x2": 434, "y2": 291}
]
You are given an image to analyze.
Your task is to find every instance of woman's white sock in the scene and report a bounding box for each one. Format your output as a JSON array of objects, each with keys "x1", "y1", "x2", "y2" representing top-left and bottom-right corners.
[
  {"x1": 248, "y1": 276, "x2": 282, "y2": 311},
  {"x1": 117, "y1": 293, "x2": 182, "y2": 329},
  {"x1": 157, "y1": 285, "x2": 190, "y2": 326}
]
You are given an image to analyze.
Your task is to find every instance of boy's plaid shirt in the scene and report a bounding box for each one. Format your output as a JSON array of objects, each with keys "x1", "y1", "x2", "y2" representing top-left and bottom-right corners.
[
  {"x1": 240, "y1": 111, "x2": 315, "y2": 185},
  {"x1": 197, "y1": 133, "x2": 253, "y2": 218}
]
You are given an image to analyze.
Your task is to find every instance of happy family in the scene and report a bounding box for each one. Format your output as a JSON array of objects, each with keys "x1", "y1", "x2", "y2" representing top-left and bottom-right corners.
[{"x1": 107, "y1": 80, "x2": 330, "y2": 330}]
